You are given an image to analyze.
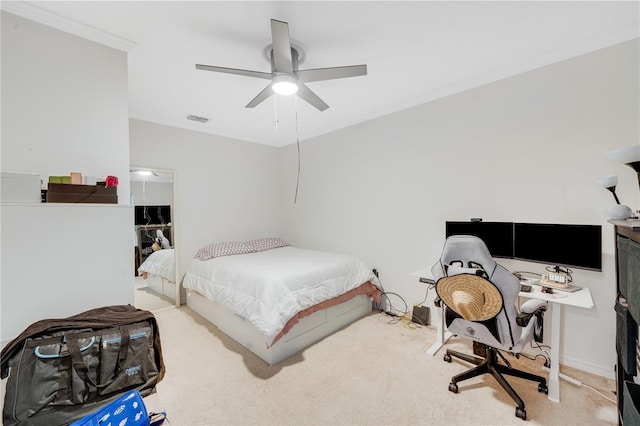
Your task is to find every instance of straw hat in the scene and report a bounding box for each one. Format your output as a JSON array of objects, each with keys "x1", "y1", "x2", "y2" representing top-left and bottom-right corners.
[{"x1": 436, "y1": 274, "x2": 503, "y2": 321}]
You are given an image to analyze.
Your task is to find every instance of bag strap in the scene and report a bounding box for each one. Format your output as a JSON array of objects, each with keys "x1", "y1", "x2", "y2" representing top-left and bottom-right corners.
[
  {"x1": 116, "y1": 325, "x2": 130, "y2": 375},
  {"x1": 67, "y1": 325, "x2": 131, "y2": 389},
  {"x1": 66, "y1": 334, "x2": 96, "y2": 401}
]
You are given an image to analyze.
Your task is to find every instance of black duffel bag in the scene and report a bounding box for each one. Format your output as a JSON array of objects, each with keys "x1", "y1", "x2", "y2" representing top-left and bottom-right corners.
[{"x1": 1, "y1": 305, "x2": 165, "y2": 426}]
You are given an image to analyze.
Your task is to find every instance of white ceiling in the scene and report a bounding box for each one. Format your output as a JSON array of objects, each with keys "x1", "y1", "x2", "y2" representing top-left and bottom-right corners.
[{"x1": 4, "y1": 1, "x2": 638, "y2": 147}]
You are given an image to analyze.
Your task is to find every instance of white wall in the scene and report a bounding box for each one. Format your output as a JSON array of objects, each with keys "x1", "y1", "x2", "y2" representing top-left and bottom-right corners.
[
  {"x1": 131, "y1": 181, "x2": 173, "y2": 206},
  {"x1": 1, "y1": 11, "x2": 130, "y2": 202},
  {"x1": 1, "y1": 11, "x2": 133, "y2": 342},
  {"x1": 129, "y1": 119, "x2": 282, "y2": 295},
  {"x1": 1, "y1": 205, "x2": 134, "y2": 341},
  {"x1": 278, "y1": 39, "x2": 639, "y2": 378}
]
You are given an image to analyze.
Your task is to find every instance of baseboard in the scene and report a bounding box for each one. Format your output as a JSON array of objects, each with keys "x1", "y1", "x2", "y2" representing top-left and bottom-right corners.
[
  {"x1": 519, "y1": 347, "x2": 615, "y2": 380},
  {"x1": 560, "y1": 354, "x2": 615, "y2": 380}
]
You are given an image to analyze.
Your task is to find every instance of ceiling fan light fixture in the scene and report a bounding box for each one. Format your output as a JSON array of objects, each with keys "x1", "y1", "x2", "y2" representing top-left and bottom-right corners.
[
  {"x1": 196, "y1": 19, "x2": 366, "y2": 111},
  {"x1": 272, "y1": 75, "x2": 298, "y2": 95}
]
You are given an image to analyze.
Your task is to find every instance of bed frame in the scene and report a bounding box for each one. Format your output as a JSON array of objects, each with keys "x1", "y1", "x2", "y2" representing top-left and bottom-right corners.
[
  {"x1": 146, "y1": 274, "x2": 176, "y2": 300},
  {"x1": 186, "y1": 290, "x2": 373, "y2": 365}
]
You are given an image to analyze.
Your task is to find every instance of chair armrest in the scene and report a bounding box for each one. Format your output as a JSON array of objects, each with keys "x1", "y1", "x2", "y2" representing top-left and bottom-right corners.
[
  {"x1": 516, "y1": 300, "x2": 547, "y2": 327},
  {"x1": 520, "y1": 299, "x2": 546, "y2": 314}
]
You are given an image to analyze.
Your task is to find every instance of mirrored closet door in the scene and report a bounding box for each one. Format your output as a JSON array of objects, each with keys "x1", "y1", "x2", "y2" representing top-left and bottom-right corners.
[{"x1": 130, "y1": 167, "x2": 179, "y2": 310}]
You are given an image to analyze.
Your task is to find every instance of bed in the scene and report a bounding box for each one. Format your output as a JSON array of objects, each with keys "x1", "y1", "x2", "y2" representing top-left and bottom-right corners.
[
  {"x1": 137, "y1": 248, "x2": 176, "y2": 300},
  {"x1": 182, "y1": 239, "x2": 381, "y2": 365}
]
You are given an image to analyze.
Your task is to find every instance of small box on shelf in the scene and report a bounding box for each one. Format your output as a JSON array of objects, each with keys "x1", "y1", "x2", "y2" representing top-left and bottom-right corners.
[
  {"x1": 46, "y1": 183, "x2": 117, "y2": 204},
  {"x1": 70, "y1": 172, "x2": 82, "y2": 185},
  {"x1": 49, "y1": 176, "x2": 71, "y2": 184},
  {"x1": 0, "y1": 172, "x2": 41, "y2": 203}
]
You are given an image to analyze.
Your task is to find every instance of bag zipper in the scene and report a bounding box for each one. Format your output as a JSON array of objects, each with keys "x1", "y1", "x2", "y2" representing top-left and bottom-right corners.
[
  {"x1": 101, "y1": 332, "x2": 148, "y2": 349},
  {"x1": 33, "y1": 331, "x2": 148, "y2": 358}
]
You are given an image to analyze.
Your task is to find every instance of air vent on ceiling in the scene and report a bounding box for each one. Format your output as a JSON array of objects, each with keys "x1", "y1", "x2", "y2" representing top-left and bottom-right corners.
[{"x1": 187, "y1": 114, "x2": 209, "y2": 123}]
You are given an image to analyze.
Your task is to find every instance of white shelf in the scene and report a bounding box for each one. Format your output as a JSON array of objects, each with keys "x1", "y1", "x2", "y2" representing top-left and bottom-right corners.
[{"x1": 1, "y1": 202, "x2": 131, "y2": 208}]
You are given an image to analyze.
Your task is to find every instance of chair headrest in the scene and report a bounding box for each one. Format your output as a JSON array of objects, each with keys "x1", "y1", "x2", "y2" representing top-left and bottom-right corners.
[
  {"x1": 436, "y1": 274, "x2": 503, "y2": 321},
  {"x1": 440, "y1": 235, "x2": 496, "y2": 274}
]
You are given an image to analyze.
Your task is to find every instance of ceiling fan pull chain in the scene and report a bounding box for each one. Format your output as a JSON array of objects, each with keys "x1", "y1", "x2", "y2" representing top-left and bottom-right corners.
[
  {"x1": 274, "y1": 95, "x2": 279, "y2": 130},
  {"x1": 294, "y1": 96, "x2": 301, "y2": 204}
]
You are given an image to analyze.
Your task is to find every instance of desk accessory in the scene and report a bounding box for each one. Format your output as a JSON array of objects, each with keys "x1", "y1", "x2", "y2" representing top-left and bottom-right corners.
[
  {"x1": 540, "y1": 266, "x2": 571, "y2": 288},
  {"x1": 520, "y1": 284, "x2": 532, "y2": 292},
  {"x1": 608, "y1": 145, "x2": 640, "y2": 190},
  {"x1": 411, "y1": 305, "x2": 430, "y2": 325},
  {"x1": 600, "y1": 145, "x2": 640, "y2": 220},
  {"x1": 597, "y1": 174, "x2": 634, "y2": 219}
]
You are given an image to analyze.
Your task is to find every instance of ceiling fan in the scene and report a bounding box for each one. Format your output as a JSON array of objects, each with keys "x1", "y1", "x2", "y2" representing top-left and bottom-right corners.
[{"x1": 196, "y1": 19, "x2": 367, "y2": 112}]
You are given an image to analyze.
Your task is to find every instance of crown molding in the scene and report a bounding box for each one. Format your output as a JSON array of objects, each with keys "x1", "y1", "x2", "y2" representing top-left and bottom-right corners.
[{"x1": 1, "y1": 1, "x2": 138, "y2": 52}]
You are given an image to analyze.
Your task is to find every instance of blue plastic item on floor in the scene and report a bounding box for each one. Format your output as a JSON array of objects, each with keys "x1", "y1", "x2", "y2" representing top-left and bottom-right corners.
[{"x1": 70, "y1": 390, "x2": 149, "y2": 426}]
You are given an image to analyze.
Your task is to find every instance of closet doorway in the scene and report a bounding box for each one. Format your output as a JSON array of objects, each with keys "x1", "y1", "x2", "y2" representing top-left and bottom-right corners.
[{"x1": 130, "y1": 167, "x2": 179, "y2": 310}]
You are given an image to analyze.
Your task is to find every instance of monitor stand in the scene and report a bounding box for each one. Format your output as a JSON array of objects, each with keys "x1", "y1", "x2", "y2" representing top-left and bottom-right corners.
[{"x1": 539, "y1": 281, "x2": 582, "y2": 293}]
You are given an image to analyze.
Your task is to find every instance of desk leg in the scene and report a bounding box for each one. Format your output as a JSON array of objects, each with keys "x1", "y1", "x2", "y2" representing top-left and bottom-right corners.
[
  {"x1": 427, "y1": 305, "x2": 453, "y2": 356},
  {"x1": 548, "y1": 302, "x2": 561, "y2": 403}
]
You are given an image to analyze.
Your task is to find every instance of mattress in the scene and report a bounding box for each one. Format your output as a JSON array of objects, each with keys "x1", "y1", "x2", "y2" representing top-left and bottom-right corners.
[
  {"x1": 182, "y1": 245, "x2": 377, "y2": 346},
  {"x1": 138, "y1": 248, "x2": 175, "y2": 283}
]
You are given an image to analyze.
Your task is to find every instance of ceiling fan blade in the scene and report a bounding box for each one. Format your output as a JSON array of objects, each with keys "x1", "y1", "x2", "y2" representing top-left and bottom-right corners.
[
  {"x1": 297, "y1": 83, "x2": 329, "y2": 111},
  {"x1": 245, "y1": 84, "x2": 274, "y2": 108},
  {"x1": 196, "y1": 64, "x2": 272, "y2": 80},
  {"x1": 270, "y1": 19, "x2": 293, "y2": 74},
  {"x1": 296, "y1": 65, "x2": 367, "y2": 83}
]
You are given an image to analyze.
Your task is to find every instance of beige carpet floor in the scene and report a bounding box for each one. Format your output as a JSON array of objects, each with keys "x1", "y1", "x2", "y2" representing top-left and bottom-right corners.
[
  {"x1": 151, "y1": 307, "x2": 617, "y2": 425},
  {"x1": 135, "y1": 276, "x2": 175, "y2": 312}
]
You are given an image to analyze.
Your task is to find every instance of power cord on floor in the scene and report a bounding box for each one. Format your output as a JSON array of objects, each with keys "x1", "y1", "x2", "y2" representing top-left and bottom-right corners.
[
  {"x1": 417, "y1": 283, "x2": 434, "y2": 306},
  {"x1": 372, "y1": 269, "x2": 409, "y2": 318},
  {"x1": 370, "y1": 269, "x2": 427, "y2": 328},
  {"x1": 518, "y1": 352, "x2": 550, "y2": 367},
  {"x1": 540, "y1": 366, "x2": 616, "y2": 404},
  {"x1": 519, "y1": 339, "x2": 614, "y2": 404},
  {"x1": 385, "y1": 311, "x2": 423, "y2": 329},
  {"x1": 582, "y1": 384, "x2": 617, "y2": 404}
]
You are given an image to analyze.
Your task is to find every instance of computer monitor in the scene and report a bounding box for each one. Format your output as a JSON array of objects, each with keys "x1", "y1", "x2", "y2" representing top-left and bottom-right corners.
[
  {"x1": 513, "y1": 223, "x2": 602, "y2": 271},
  {"x1": 445, "y1": 221, "x2": 514, "y2": 258}
]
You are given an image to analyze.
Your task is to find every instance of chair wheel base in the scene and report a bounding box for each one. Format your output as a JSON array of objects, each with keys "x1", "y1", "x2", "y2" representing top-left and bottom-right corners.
[
  {"x1": 538, "y1": 383, "x2": 548, "y2": 394},
  {"x1": 515, "y1": 407, "x2": 526, "y2": 420},
  {"x1": 443, "y1": 353, "x2": 452, "y2": 362},
  {"x1": 448, "y1": 382, "x2": 458, "y2": 393}
]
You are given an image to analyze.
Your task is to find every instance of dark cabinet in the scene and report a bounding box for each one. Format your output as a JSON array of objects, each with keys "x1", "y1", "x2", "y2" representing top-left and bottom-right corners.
[{"x1": 613, "y1": 221, "x2": 640, "y2": 425}]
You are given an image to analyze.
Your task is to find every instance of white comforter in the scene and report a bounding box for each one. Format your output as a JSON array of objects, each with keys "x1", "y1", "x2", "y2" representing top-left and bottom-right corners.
[
  {"x1": 138, "y1": 248, "x2": 176, "y2": 283},
  {"x1": 182, "y1": 246, "x2": 376, "y2": 346}
]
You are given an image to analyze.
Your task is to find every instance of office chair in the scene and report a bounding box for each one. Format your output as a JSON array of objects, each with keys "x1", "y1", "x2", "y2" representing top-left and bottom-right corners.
[{"x1": 431, "y1": 235, "x2": 548, "y2": 420}]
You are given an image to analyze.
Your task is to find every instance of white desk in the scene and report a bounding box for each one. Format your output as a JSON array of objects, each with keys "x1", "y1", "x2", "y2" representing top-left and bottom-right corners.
[
  {"x1": 411, "y1": 266, "x2": 594, "y2": 403},
  {"x1": 411, "y1": 266, "x2": 452, "y2": 355},
  {"x1": 518, "y1": 285, "x2": 593, "y2": 403}
]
